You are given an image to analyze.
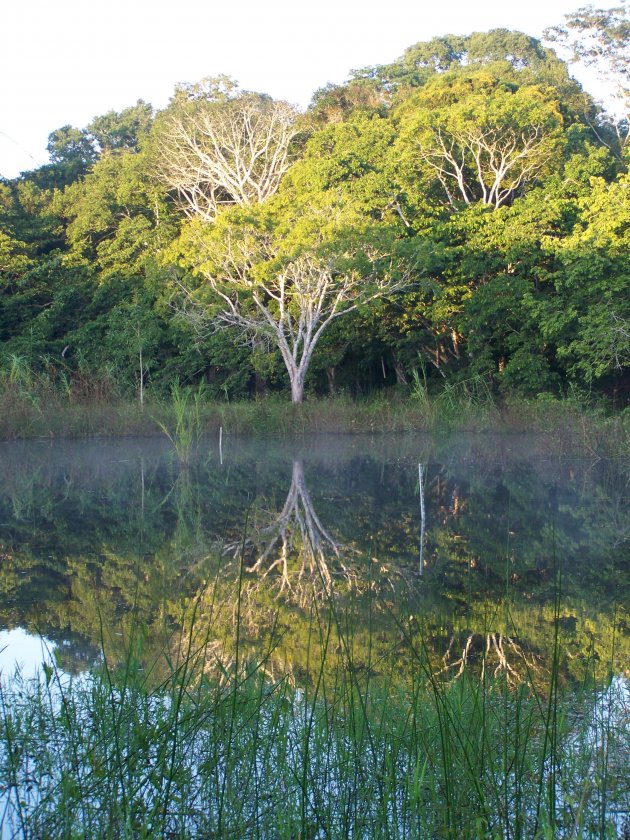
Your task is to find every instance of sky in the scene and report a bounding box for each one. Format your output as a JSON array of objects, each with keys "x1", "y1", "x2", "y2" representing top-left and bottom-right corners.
[{"x1": 0, "y1": 0, "x2": 605, "y2": 179}]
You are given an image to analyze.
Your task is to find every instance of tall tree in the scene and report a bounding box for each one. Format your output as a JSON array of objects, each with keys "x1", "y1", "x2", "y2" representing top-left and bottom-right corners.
[
  {"x1": 545, "y1": 3, "x2": 629, "y2": 151},
  {"x1": 171, "y1": 205, "x2": 412, "y2": 403},
  {"x1": 45, "y1": 125, "x2": 97, "y2": 186},
  {"x1": 87, "y1": 100, "x2": 153, "y2": 153}
]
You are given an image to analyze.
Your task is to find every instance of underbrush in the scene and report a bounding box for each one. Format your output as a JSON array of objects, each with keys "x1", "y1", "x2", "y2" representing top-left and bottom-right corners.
[{"x1": 1, "y1": 359, "x2": 628, "y2": 459}]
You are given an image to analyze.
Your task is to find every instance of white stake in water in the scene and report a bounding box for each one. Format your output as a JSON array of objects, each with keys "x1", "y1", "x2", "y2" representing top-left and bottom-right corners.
[
  {"x1": 419, "y1": 463, "x2": 426, "y2": 575},
  {"x1": 219, "y1": 426, "x2": 223, "y2": 465}
]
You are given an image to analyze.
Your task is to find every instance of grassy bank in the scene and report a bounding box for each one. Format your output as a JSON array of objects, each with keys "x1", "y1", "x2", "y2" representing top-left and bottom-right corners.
[
  {"x1": 1, "y1": 609, "x2": 628, "y2": 839},
  {"x1": 1, "y1": 375, "x2": 629, "y2": 453}
]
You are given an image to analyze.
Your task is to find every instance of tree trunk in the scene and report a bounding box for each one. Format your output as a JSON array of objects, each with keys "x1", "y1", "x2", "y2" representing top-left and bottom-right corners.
[
  {"x1": 253, "y1": 338, "x2": 267, "y2": 397},
  {"x1": 393, "y1": 355, "x2": 408, "y2": 385},
  {"x1": 327, "y1": 366, "x2": 336, "y2": 395},
  {"x1": 291, "y1": 377, "x2": 305, "y2": 404},
  {"x1": 285, "y1": 352, "x2": 309, "y2": 404}
]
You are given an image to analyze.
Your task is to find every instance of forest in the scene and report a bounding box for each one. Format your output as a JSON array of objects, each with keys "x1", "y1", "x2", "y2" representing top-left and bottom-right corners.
[
  {"x1": 1, "y1": 17, "x2": 629, "y2": 408},
  {"x1": 1, "y1": 15, "x2": 630, "y2": 835}
]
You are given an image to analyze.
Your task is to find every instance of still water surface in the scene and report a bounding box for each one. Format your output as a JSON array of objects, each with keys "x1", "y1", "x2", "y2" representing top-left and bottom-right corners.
[{"x1": 0, "y1": 433, "x2": 628, "y2": 683}]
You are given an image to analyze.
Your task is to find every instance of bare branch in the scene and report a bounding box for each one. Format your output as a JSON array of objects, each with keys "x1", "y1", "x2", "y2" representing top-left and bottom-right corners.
[
  {"x1": 154, "y1": 95, "x2": 300, "y2": 220},
  {"x1": 250, "y1": 460, "x2": 344, "y2": 594},
  {"x1": 417, "y1": 121, "x2": 555, "y2": 208}
]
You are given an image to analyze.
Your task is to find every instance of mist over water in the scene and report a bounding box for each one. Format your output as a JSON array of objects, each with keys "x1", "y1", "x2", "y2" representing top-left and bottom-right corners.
[{"x1": 0, "y1": 433, "x2": 628, "y2": 682}]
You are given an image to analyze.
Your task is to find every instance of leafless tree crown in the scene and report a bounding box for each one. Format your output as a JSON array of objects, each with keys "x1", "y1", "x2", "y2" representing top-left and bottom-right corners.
[{"x1": 155, "y1": 95, "x2": 300, "y2": 220}]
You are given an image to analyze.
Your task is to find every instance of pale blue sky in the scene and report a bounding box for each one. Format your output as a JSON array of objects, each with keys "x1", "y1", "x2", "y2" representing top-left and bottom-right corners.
[
  {"x1": 0, "y1": 628, "x2": 56, "y2": 680},
  {"x1": 0, "y1": 0, "x2": 606, "y2": 178}
]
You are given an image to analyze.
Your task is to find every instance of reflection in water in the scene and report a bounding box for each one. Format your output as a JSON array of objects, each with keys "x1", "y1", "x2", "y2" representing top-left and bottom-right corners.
[
  {"x1": 1, "y1": 436, "x2": 628, "y2": 838},
  {"x1": 0, "y1": 435, "x2": 628, "y2": 683},
  {"x1": 434, "y1": 629, "x2": 544, "y2": 686},
  {"x1": 0, "y1": 628, "x2": 56, "y2": 681},
  {"x1": 418, "y1": 462, "x2": 426, "y2": 575},
  {"x1": 249, "y1": 460, "x2": 341, "y2": 592}
]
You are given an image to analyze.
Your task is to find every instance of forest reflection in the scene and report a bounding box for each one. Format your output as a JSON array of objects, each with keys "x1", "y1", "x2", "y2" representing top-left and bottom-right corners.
[{"x1": 0, "y1": 435, "x2": 627, "y2": 687}]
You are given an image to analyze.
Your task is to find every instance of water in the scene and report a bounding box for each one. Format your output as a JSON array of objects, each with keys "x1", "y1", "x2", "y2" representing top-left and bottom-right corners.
[
  {"x1": 0, "y1": 628, "x2": 57, "y2": 681},
  {"x1": 0, "y1": 433, "x2": 629, "y2": 836},
  {"x1": 0, "y1": 432, "x2": 628, "y2": 683}
]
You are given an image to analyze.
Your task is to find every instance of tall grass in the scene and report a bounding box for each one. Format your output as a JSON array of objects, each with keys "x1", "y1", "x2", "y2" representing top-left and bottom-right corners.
[
  {"x1": 411, "y1": 366, "x2": 498, "y2": 432},
  {"x1": 1, "y1": 591, "x2": 628, "y2": 837},
  {"x1": 155, "y1": 384, "x2": 205, "y2": 465},
  {"x1": 0, "y1": 355, "x2": 628, "y2": 455}
]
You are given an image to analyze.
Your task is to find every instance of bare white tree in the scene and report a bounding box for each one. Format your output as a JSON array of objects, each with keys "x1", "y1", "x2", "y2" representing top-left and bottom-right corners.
[
  {"x1": 183, "y1": 229, "x2": 410, "y2": 403},
  {"x1": 418, "y1": 123, "x2": 555, "y2": 209},
  {"x1": 401, "y1": 84, "x2": 563, "y2": 209},
  {"x1": 154, "y1": 92, "x2": 300, "y2": 221},
  {"x1": 437, "y1": 631, "x2": 543, "y2": 686}
]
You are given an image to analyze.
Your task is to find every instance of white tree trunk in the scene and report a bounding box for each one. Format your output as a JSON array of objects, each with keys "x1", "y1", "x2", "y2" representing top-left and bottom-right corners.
[{"x1": 290, "y1": 375, "x2": 305, "y2": 404}]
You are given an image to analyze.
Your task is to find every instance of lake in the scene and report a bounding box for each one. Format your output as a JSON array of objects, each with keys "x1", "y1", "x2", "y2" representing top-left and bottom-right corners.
[
  {"x1": 0, "y1": 433, "x2": 628, "y2": 837},
  {"x1": 1, "y1": 433, "x2": 628, "y2": 682}
]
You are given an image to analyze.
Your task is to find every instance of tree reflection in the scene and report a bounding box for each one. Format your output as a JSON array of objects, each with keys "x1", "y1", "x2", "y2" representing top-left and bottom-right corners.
[
  {"x1": 434, "y1": 630, "x2": 544, "y2": 687},
  {"x1": 251, "y1": 460, "x2": 341, "y2": 589},
  {"x1": 0, "y1": 437, "x2": 627, "y2": 684},
  {"x1": 221, "y1": 460, "x2": 354, "y2": 600}
]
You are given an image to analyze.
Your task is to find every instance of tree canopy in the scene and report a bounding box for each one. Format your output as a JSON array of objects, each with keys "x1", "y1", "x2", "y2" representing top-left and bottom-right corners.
[{"x1": 1, "y1": 19, "x2": 628, "y2": 404}]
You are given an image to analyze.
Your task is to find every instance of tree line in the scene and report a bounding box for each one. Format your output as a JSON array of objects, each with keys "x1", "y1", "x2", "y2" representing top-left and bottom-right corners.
[{"x1": 1, "y1": 15, "x2": 628, "y2": 404}]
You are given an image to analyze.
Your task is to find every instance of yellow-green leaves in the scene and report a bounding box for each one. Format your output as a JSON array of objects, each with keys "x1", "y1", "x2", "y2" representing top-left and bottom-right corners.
[{"x1": 395, "y1": 73, "x2": 565, "y2": 208}]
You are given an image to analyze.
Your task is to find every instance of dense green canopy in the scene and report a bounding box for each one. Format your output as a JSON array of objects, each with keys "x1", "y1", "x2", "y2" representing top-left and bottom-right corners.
[{"x1": 1, "y1": 21, "x2": 628, "y2": 403}]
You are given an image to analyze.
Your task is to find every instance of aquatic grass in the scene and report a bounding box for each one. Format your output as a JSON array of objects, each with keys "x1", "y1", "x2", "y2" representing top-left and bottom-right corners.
[
  {"x1": 0, "y1": 623, "x2": 628, "y2": 837},
  {"x1": 410, "y1": 359, "x2": 499, "y2": 433},
  {"x1": 0, "y1": 348, "x2": 624, "y2": 445},
  {"x1": 1, "y1": 502, "x2": 628, "y2": 836},
  {"x1": 155, "y1": 383, "x2": 205, "y2": 465}
]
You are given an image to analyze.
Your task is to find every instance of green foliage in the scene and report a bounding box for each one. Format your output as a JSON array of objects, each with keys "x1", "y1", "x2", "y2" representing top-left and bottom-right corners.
[
  {"x1": 43, "y1": 125, "x2": 98, "y2": 188},
  {"x1": 0, "y1": 230, "x2": 33, "y2": 280},
  {"x1": 54, "y1": 147, "x2": 176, "y2": 276},
  {"x1": 87, "y1": 100, "x2": 153, "y2": 153},
  {"x1": 0, "y1": 24, "x2": 628, "y2": 405},
  {"x1": 352, "y1": 28, "x2": 585, "y2": 112},
  {"x1": 394, "y1": 71, "x2": 565, "y2": 208},
  {"x1": 540, "y1": 173, "x2": 630, "y2": 382}
]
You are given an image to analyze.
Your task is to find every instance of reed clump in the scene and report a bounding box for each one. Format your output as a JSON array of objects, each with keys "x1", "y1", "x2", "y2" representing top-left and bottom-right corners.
[
  {"x1": 154, "y1": 383, "x2": 206, "y2": 465},
  {"x1": 1, "y1": 601, "x2": 628, "y2": 838}
]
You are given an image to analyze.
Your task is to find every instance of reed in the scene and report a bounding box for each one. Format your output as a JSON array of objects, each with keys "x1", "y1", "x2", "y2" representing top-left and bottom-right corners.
[
  {"x1": 155, "y1": 384, "x2": 205, "y2": 465},
  {"x1": 0, "y1": 589, "x2": 627, "y2": 838}
]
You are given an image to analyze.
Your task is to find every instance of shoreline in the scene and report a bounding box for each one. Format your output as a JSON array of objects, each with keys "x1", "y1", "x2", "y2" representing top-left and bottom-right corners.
[{"x1": 1, "y1": 391, "x2": 628, "y2": 460}]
